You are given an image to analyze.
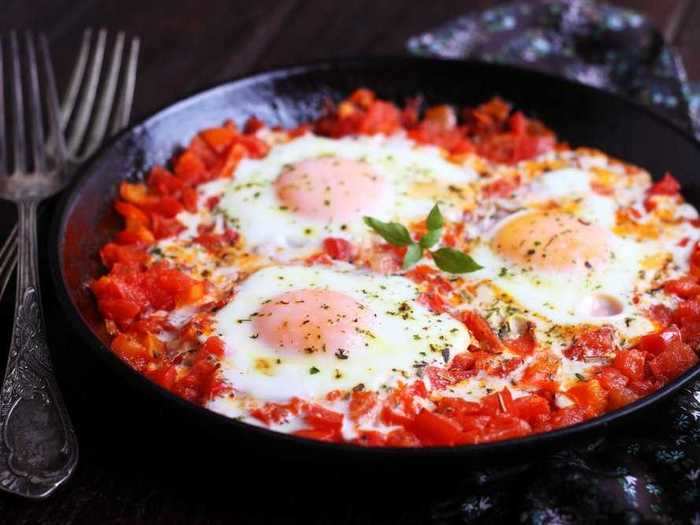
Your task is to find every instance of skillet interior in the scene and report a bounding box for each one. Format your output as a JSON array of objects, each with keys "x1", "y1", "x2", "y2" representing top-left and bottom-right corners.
[{"x1": 51, "y1": 57, "x2": 700, "y2": 466}]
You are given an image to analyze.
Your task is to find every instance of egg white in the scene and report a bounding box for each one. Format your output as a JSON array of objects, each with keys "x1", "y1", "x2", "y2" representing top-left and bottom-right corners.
[
  {"x1": 210, "y1": 265, "x2": 470, "y2": 402},
  {"x1": 215, "y1": 134, "x2": 476, "y2": 260}
]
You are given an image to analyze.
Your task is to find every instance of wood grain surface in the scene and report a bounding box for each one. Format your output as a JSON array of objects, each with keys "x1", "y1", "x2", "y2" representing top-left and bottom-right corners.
[{"x1": 0, "y1": 1, "x2": 697, "y2": 523}]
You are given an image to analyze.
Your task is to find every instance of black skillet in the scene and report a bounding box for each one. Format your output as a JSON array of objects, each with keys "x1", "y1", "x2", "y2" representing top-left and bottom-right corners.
[{"x1": 49, "y1": 57, "x2": 700, "y2": 468}]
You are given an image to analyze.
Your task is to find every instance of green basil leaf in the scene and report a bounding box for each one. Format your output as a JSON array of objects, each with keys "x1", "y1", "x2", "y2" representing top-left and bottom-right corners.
[
  {"x1": 431, "y1": 248, "x2": 483, "y2": 274},
  {"x1": 426, "y1": 203, "x2": 444, "y2": 231},
  {"x1": 363, "y1": 216, "x2": 413, "y2": 246},
  {"x1": 419, "y1": 228, "x2": 442, "y2": 250},
  {"x1": 402, "y1": 243, "x2": 423, "y2": 269}
]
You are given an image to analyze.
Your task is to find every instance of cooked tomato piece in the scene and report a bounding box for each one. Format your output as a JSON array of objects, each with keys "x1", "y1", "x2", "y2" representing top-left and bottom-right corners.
[
  {"x1": 563, "y1": 325, "x2": 615, "y2": 360},
  {"x1": 597, "y1": 367, "x2": 629, "y2": 391},
  {"x1": 613, "y1": 349, "x2": 646, "y2": 381},
  {"x1": 302, "y1": 404, "x2": 344, "y2": 438},
  {"x1": 147, "y1": 166, "x2": 184, "y2": 195},
  {"x1": 480, "y1": 415, "x2": 531, "y2": 442},
  {"x1": 352, "y1": 430, "x2": 387, "y2": 447},
  {"x1": 549, "y1": 406, "x2": 587, "y2": 429},
  {"x1": 385, "y1": 428, "x2": 421, "y2": 447},
  {"x1": 348, "y1": 390, "x2": 377, "y2": 421},
  {"x1": 461, "y1": 311, "x2": 504, "y2": 353},
  {"x1": 512, "y1": 394, "x2": 551, "y2": 426},
  {"x1": 200, "y1": 125, "x2": 237, "y2": 154},
  {"x1": 293, "y1": 428, "x2": 338, "y2": 442},
  {"x1": 480, "y1": 388, "x2": 515, "y2": 416},
  {"x1": 504, "y1": 323, "x2": 537, "y2": 355},
  {"x1": 410, "y1": 409, "x2": 462, "y2": 446},
  {"x1": 151, "y1": 213, "x2": 185, "y2": 239},
  {"x1": 519, "y1": 354, "x2": 560, "y2": 392},
  {"x1": 100, "y1": 243, "x2": 148, "y2": 269},
  {"x1": 648, "y1": 172, "x2": 680, "y2": 196},
  {"x1": 251, "y1": 398, "x2": 305, "y2": 425},
  {"x1": 565, "y1": 379, "x2": 607, "y2": 417},
  {"x1": 322, "y1": 237, "x2": 354, "y2": 261},
  {"x1": 637, "y1": 325, "x2": 682, "y2": 356},
  {"x1": 98, "y1": 298, "x2": 142, "y2": 327},
  {"x1": 175, "y1": 150, "x2": 209, "y2": 185},
  {"x1": 664, "y1": 277, "x2": 700, "y2": 298},
  {"x1": 649, "y1": 341, "x2": 698, "y2": 382}
]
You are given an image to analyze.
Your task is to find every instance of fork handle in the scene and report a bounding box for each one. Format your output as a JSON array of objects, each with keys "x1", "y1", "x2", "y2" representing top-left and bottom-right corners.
[{"x1": 0, "y1": 201, "x2": 78, "y2": 499}]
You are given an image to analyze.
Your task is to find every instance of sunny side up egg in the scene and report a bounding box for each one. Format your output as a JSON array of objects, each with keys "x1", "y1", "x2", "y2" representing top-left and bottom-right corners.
[
  {"x1": 467, "y1": 167, "x2": 661, "y2": 336},
  {"x1": 208, "y1": 265, "x2": 470, "y2": 410},
  {"x1": 211, "y1": 134, "x2": 477, "y2": 260}
]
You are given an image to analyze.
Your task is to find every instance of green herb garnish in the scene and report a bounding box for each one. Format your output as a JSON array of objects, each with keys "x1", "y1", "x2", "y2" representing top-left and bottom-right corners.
[
  {"x1": 309, "y1": 366, "x2": 320, "y2": 375},
  {"x1": 364, "y1": 204, "x2": 482, "y2": 274}
]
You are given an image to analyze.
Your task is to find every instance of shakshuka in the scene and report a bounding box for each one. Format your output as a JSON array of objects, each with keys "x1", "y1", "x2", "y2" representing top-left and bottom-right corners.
[{"x1": 91, "y1": 90, "x2": 700, "y2": 446}]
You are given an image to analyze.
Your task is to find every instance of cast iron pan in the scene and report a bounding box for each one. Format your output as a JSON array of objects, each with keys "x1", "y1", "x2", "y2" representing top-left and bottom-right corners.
[{"x1": 49, "y1": 57, "x2": 700, "y2": 467}]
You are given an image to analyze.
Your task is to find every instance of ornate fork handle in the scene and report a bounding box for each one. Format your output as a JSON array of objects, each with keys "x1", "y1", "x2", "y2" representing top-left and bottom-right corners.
[{"x1": 0, "y1": 201, "x2": 78, "y2": 499}]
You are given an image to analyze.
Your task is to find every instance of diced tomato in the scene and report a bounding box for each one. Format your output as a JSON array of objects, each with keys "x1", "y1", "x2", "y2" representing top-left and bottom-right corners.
[
  {"x1": 607, "y1": 387, "x2": 639, "y2": 410},
  {"x1": 461, "y1": 311, "x2": 504, "y2": 353},
  {"x1": 348, "y1": 390, "x2": 377, "y2": 421},
  {"x1": 512, "y1": 394, "x2": 551, "y2": 426},
  {"x1": 649, "y1": 341, "x2": 698, "y2": 382},
  {"x1": 174, "y1": 150, "x2": 209, "y2": 185},
  {"x1": 504, "y1": 323, "x2": 537, "y2": 355},
  {"x1": 352, "y1": 430, "x2": 387, "y2": 447},
  {"x1": 98, "y1": 298, "x2": 141, "y2": 326},
  {"x1": 519, "y1": 354, "x2": 560, "y2": 392},
  {"x1": 302, "y1": 404, "x2": 344, "y2": 438},
  {"x1": 293, "y1": 428, "x2": 338, "y2": 442},
  {"x1": 690, "y1": 242, "x2": 700, "y2": 278},
  {"x1": 481, "y1": 388, "x2": 515, "y2": 417},
  {"x1": 385, "y1": 428, "x2": 421, "y2": 447},
  {"x1": 648, "y1": 172, "x2": 680, "y2": 196},
  {"x1": 114, "y1": 200, "x2": 150, "y2": 228},
  {"x1": 151, "y1": 214, "x2": 185, "y2": 239},
  {"x1": 563, "y1": 325, "x2": 615, "y2": 360},
  {"x1": 480, "y1": 415, "x2": 531, "y2": 442},
  {"x1": 648, "y1": 304, "x2": 673, "y2": 327},
  {"x1": 251, "y1": 398, "x2": 305, "y2": 425},
  {"x1": 200, "y1": 126, "x2": 237, "y2": 154},
  {"x1": 638, "y1": 325, "x2": 682, "y2": 356},
  {"x1": 664, "y1": 276, "x2": 700, "y2": 298},
  {"x1": 244, "y1": 116, "x2": 265, "y2": 134},
  {"x1": 409, "y1": 409, "x2": 462, "y2": 446},
  {"x1": 418, "y1": 292, "x2": 448, "y2": 314},
  {"x1": 613, "y1": 349, "x2": 646, "y2": 381},
  {"x1": 322, "y1": 237, "x2": 354, "y2": 261},
  {"x1": 549, "y1": 406, "x2": 587, "y2": 429},
  {"x1": 566, "y1": 379, "x2": 607, "y2": 417},
  {"x1": 181, "y1": 186, "x2": 198, "y2": 213},
  {"x1": 147, "y1": 166, "x2": 184, "y2": 195},
  {"x1": 597, "y1": 367, "x2": 629, "y2": 392},
  {"x1": 482, "y1": 177, "x2": 519, "y2": 198},
  {"x1": 100, "y1": 243, "x2": 148, "y2": 269}
]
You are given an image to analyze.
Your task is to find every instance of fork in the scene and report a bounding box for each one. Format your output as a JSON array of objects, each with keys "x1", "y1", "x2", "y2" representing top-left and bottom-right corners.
[
  {"x1": 0, "y1": 28, "x2": 140, "y2": 303},
  {"x1": 0, "y1": 29, "x2": 133, "y2": 500}
]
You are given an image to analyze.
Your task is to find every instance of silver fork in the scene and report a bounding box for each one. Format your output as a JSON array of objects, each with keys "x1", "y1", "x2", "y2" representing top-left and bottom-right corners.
[
  {"x1": 0, "y1": 31, "x2": 75, "y2": 499},
  {"x1": 0, "y1": 28, "x2": 140, "y2": 302}
]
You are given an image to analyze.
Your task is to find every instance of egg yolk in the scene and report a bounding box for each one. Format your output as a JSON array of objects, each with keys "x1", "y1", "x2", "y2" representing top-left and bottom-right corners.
[
  {"x1": 275, "y1": 157, "x2": 385, "y2": 222},
  {"x1": 254, "y1": 289, "x2": 370, "y2": 355},
  {"x1": 491, "y1": 211, "x2": 610, "y2": 272}
]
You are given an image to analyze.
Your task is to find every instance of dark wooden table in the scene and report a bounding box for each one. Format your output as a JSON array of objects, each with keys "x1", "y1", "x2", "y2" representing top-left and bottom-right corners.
[{"x1": 0, "y1": 1, "x2": 698, "y2": 523}]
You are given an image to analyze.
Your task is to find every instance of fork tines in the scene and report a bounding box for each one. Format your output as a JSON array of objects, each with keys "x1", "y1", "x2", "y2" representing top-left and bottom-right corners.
[
  {"x1": 0, "y1": 31, "x2": 64, "y2": 176},
  {"x1": 62, "y1": 28, "x2": 140, "y2": 162}
]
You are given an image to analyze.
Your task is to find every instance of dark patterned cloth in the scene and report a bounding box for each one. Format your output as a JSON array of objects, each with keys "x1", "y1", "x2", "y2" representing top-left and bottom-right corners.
[{"x1": 407, "y1": 2, "x2": 700, "y2": 523}]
